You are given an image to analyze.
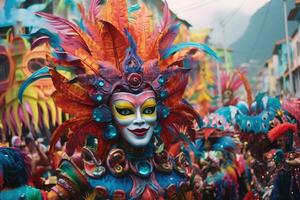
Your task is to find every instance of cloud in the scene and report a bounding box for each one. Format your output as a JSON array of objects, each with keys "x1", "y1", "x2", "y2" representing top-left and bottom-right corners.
[{"x1": 166, "y1": 0, "x2": 270, "y2": 45}]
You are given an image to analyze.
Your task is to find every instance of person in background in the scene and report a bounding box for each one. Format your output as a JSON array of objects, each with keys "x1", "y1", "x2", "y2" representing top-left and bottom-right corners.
[
  {"x1": 0, "y1": 147, "x2": 46, "y2": 200},
  {"x1": 11, "y1": 136, "x2": 23, "y2": 148},
  {"x1": 24, "y1": 136, "x2": 51, "y2": 188}
]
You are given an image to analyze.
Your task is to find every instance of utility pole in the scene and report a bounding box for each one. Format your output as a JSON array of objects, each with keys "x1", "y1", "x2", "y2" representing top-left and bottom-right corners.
[{"x1": 283, "y1": 0, "x2": 294, "y2": 95}]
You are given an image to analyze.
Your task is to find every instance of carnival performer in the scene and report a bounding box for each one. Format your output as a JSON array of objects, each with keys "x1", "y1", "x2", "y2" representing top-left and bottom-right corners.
[
  {"x1": 192, "y1": 113, "x2": 252, "y2": 200},
  {"x1": 0, "y1": 147, "x2": 46, "y2": 200},
  {"x1": 267, "y1": 100, "x2": 300, "y2": 200},
  {"x1": 19, "y1": 0, "x2": 219, "y2": 199},
  {"x1": 214, "y1": 91, "x2": 300, "y2": 198}
]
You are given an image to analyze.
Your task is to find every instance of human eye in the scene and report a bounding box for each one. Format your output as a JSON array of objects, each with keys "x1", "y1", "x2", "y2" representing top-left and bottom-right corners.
[
  {"x1": 143, "y1": 106, "x2": 156, "y2": 114},
  {"x1": 116, "y1": 107, "x2": 134, "y2": 116}
]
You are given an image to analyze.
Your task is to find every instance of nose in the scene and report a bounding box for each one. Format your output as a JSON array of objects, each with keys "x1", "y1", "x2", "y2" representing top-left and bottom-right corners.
[{"x1": 133, "y1": 111, "x2": 145, "y2": 126}]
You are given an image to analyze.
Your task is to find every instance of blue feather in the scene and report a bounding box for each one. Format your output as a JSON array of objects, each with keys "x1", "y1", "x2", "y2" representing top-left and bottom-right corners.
[
  {"x1": 18, "y1": 75, "x2": 51, "y2": 103},
  {"x1": 213, "y1": 136, "x2": 236, "y2": 152},
  {"x1": 18, "y1": 66, "x2": 76, "y2": 103},
  {"x1": 18, "y1": 66, "x2": 50, "y2": 103},
  {"x1": 191, "y1": 139, "x2": 205, "y2": 158},
  {"x1": 124, "y1": 29, "x2": 137, "y2": 53},
  {"x1": 161, "y1": 42, "x2": 221, "y2": 62}
]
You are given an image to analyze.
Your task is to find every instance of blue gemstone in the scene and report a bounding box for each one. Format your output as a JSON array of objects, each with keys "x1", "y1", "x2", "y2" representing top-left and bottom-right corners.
[
  {"x1": 92, "y1": 106, "x2": 113, "y2": 123},
  {"x1": 162, "y1": 107, "x2": 170, "y2": 118},
  {"x1": 158, "y1": 76, "x2": 166, "y2": 85},
  {"x1": 93, "y1": 112, "x2": 102, "y2": 122},
  {"x1": 95, "y1": 117, "x2": 101, "y2": 122},
  {"x1": 153, "y1": 125, "x2": 162, "y2": 135},
  {"x1": 137, "y1": 161, "x2": 152, "y2": 176},
  {"x1": 104, "y1": 124, "x2": 118, "y2": 139},
  {"x1": 96, "y1": 95, "x2": 103, "y2": 102},
  {"x1": 98, "y1": 80, "x2": 105, "y2": 87},
  {"x1": 160, "y1": 91, "x2": 168, "y2": 99}
]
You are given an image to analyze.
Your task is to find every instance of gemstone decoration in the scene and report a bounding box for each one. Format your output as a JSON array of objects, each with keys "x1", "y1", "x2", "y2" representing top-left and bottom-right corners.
[
  {"x1": 96, "y1": 95, "x2": 103, "y2": 102},
  {"x1": 153, "y1": 125, "x2": 162, "y2": 135},
  {"x1": 162, "y1": 107, "x2": 170, "y2": 118},
  {"x1": 92, "y1": 106, "x2": 113, "y2": 123},
  {"x1": 158, "y1": 76, "x2": 166, "y2": 85},
  {"x1": 104, "y1": 124, "x2": 118, "y2": 140},
  {"x1": 160, "y1": 90, "x2": 168, "y2": 99},
  {"x1": 136, "y1": 161, "x2": 152, "y2": 177},
  {"x1": 98, "y1": 80, "x2": 105, "y2": 87}
]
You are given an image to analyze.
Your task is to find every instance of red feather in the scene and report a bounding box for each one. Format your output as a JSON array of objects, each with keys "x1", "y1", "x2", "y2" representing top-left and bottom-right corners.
[
  {"x1": 163, "y1": 67, "x2": 189, "y2": 107},
  {"x1": 268, "y1": 123, "x2": 298, "y2": 142},
  {"x1": 49, "y1": 117, "x2": 90, "y2": 153},
  {"x1": 50, "y1": 69, "x2": 95, "y2": 106},
  {"x1": 52, "y1": 91, "x2": 93, "y2": 117}
]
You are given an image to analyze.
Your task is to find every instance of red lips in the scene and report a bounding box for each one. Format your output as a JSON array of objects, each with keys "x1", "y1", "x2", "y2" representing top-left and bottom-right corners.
[{"x1": 128, "y1": 128, "x2": 149, "y2": 136}]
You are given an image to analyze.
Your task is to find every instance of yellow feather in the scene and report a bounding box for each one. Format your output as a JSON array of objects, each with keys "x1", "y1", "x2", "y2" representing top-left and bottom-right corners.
[
  {"x1": 57, "y1": 107, "x2": 62, "y2": 125},
  {"x1": 47, "y1": 98, "x2": 57, "y2": 126}
]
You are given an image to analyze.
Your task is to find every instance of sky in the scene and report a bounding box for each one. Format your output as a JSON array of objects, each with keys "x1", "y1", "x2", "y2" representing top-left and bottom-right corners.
[{"x1": 166, "y1": 0, "x2": 270, "y2": 45}]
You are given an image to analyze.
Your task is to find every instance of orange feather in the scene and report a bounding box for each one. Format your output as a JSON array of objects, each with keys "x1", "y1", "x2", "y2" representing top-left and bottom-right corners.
[
  {"x1": 52, "y1": 91, "x2": 93, "y2": 117},
  {"x1": 236, "y1": 69, "x2": 253, "y2": 107}
]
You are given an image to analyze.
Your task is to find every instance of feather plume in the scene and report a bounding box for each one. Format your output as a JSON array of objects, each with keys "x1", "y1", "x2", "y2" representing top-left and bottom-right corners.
[
  {"x1": 128, "y1": 3, "x2": 155, "y2": 59},
  {"x1": 236, "y1": 69, "x2": 252, "y2": 107},
  {"x1": 36, "y1": 12, "x2": 95, "y2": 54},
  {"x1": 161, "y1": 42, "x2": 220, "y2": 62},
  {"x1": 162, "y1": 67, "x2": 190, "y2": 106},
  {"x1": 52, "y1": 91, "x2": 93, "y2": 117},
  {"x1": 268, "y1": 122, "x2": 298, "y2": 142},
  {"x1": 97, "y1": 0, "x2": 129, "y2": 34},
  {"x1": 49, "y1": 69, "x2": 95, "y2": 106}
]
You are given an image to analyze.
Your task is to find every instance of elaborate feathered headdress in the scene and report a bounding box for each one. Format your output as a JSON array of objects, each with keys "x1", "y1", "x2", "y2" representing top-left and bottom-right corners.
[
  {"x1": 218, "y1": 68, "x2": 252, "y2": 106},
  {"x1": 19, "y1": 0, "x2": 219, "y2": 158}
]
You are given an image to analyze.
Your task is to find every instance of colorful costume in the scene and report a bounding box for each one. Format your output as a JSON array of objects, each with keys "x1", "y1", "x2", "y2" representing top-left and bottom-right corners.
[
  {"x1": 192, "y1": 113, "x2": 251, "y2": 200},
  {"x1": 20, "y1": 0, "x2": 219, "y2": 199},
  {"x1": 0, "y1": 147, "x2": 46, "y2": 200}
]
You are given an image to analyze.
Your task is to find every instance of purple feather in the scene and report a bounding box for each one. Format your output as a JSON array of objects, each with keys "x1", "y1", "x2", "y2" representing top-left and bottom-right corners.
[{"x1": 31, "y1": 36, "x2": 49, "y2": 50}]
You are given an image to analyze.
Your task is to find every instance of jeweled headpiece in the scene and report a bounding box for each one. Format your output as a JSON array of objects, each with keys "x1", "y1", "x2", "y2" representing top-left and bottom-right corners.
[{"x1": 20, "y1": 0, "x2": 219, "y2": 158}]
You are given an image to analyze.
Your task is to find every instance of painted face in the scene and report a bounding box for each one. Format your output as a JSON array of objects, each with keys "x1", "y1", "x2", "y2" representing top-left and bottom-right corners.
[{"x1": 111, "y1": 90, "x2": 157, "y2": 147}]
